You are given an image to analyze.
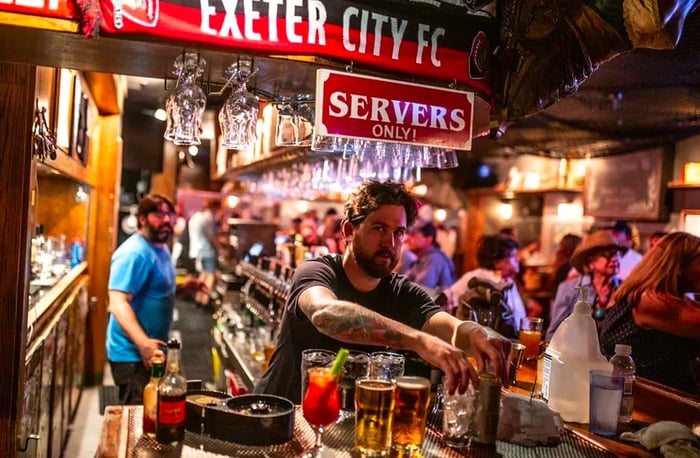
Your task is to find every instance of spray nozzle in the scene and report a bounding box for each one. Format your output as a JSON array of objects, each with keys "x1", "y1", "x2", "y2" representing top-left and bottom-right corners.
[
  {"x1": 573, "y1": 285, "x2": 588, "y2": 303},
  {"x1": 573, "y1": 285, "x2": 594, "y2": 313}
]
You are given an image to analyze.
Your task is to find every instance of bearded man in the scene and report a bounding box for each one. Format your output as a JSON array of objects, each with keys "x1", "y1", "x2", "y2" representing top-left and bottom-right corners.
[
  {"x1": 106, "y1": 194, "x2": 199, "y2": 404},
  {"x1": 254, "y1": 181, "x2": 511, "y2": 403}
]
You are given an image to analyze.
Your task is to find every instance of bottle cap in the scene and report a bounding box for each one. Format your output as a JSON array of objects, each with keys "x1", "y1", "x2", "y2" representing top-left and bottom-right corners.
[{"x1": 614, "y1": 344, "x2": 632, "y2": 356}]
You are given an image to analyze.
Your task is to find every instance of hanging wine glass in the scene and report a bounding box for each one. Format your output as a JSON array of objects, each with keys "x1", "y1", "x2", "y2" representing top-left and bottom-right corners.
[
  {"x1": 219, "y1": 58, "x2": 259, "y2": 151},
  {"x1": 293, "y1": 94, "x2": 314, "y2": 146},
  {"x1": 274, "y1": 96, "x2": 298, "y2": 146},
  {"x1": 163, "y1": 51, "x2": 207, "y2": 146}
]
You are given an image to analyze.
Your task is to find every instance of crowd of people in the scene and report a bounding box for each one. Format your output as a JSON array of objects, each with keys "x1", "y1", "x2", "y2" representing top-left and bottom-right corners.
[{"x1": 105, "y1": 185, "x2": 699, "y2": 406}]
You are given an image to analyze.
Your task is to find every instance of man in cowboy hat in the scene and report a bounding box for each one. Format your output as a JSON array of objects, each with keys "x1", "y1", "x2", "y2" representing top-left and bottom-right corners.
[{"x1": 546, "y1": 230, "x2": 624, "y2": 340}]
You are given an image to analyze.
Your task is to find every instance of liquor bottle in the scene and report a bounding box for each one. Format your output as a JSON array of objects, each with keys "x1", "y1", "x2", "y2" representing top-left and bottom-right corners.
[
  {"x1": 142, "y1": 350, "x2": 165, "y2": 436},
  {"x1": 156, "y1": 339, "x2": 187, "y2": 444},
  {"x1": 610, "y1": 344, "x2": 636, "y2": 423}
]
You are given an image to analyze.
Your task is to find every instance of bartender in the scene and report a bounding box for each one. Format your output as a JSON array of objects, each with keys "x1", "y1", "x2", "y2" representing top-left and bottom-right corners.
[{"x1": 254, "y1": 181, "x2": 511, "y2": 403}]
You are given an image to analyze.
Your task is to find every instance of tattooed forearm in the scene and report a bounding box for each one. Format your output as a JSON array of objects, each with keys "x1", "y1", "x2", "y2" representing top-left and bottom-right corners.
[{"x1": 311, "y1": 301, "x2": 412, "y2": 348}]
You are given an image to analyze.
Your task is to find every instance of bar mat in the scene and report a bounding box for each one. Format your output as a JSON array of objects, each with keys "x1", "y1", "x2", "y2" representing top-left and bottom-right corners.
[{"x1": 123, "y1": 406, "x2": 619, "y2": 457}]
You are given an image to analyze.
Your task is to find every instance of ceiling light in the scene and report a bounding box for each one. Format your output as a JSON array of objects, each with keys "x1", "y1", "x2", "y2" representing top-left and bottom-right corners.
[
  {"x1": 434, "y1": 208, "x2": 447, "y2": 222},
  {"x1": 153, "y1": 108, "x2": 167, "y2": 121},
  {"x1": 497, "y1": 202, "x2": 513, "y2": 220},
  {"x1": 411, "y1": 184, "x2": 428, "y2": 196}
]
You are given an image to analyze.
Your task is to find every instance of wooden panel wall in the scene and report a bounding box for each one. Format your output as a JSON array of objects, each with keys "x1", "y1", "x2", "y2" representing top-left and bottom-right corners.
[
  {"x1": 0, "y1": 62, "x2": 35, "y2": 457},
  {"x1": 85, "y1": 115, "x2": 122, "y2": 384},
  {"x1": 36, "y1": 176, "x2": 89, "y2": 240}
]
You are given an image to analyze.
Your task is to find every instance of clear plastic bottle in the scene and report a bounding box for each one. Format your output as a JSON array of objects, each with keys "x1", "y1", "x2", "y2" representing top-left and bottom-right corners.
[
  {"x1": 610, "y1": 344, "x2": 635, "y2": 423},
  {"x1": 542, "y1": 286, "x2": 612, "y2": 423}
]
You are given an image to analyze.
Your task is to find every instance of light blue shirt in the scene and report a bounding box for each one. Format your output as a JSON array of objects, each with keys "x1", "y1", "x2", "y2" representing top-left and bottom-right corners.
[{"x1": 106, "y1": 233, "x2": 175, "y2": 362}]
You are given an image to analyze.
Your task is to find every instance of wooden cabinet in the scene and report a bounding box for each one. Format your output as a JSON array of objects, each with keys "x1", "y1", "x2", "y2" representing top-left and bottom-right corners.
[{"x1": 21, "y1": 273, "x2": 88, "y2": 457}]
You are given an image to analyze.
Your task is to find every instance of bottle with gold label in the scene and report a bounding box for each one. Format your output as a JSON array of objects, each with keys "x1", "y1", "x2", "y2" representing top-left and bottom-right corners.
[
  {"x1": 142, "y1": 349, "x2": 164, "y2": 436},
  {"x1": 156, "y1": 339, "x2": 187, "y2": 444}
]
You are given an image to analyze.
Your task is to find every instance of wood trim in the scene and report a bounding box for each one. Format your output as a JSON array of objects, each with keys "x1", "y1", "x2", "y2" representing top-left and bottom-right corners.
[
  {"x1": 85, "y1": 114, "x2": 122, "y2": 385},
  {"x1": 0, "y1": 11, "x2": 79, "y2": 33},
  {"x1": 0, "y1": 62, "x2": 35, "y2": 457}
]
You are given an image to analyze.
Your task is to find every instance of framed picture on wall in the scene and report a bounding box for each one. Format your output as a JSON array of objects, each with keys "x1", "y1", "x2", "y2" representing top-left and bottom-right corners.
[
  {"x1": 583, "y1": 147, "x2": 672, "y2": 220},
  {"x1": 681, "y1": 210, "x2": 700, "y2": 237},
  {"x1": 71, "y1": 76, "x2": 90, "y2": 165}
]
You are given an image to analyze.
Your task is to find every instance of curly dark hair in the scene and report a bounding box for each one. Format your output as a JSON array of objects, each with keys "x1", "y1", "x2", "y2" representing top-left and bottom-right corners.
[
  {"x1": 344, "y1": 181, "x2": 418, "y2": 228},
  {"x1": 137, "y1": 194, "x2": 174, "y2": 228},
  {"x1": 476, "y1": 234, "x2": 519, "y2": 269}
]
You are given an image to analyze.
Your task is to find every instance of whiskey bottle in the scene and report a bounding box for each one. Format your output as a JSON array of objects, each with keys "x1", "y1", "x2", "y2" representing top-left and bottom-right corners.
[
  {"x1": 142, "y1": 350, "x2": 164, "y2": 436},
  {"x1": 156, "y1": 339, "x2": 187, "y2": 444}
]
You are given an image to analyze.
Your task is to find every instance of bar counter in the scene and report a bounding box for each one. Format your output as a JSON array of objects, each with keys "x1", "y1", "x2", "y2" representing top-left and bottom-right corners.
[{"x1": 97, "y1": 401, "x2": 653, "y2": 458}]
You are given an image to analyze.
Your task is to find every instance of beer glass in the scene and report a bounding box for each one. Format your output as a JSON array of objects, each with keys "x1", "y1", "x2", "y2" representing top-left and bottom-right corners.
[
  {"x1": 391, "y1": 376, "x2": 431, "y2": 455},
  {"x1": 301, "y1": 349, "x2": 336, "y2": 402},
  {"x1": 338, "y1": 351, "x2": 370, "y2": 421},
  {"x1": 355, "y1": 377, "x2": 395, "y2": 457},
  {"x1": 519, "y1": 317, "x2": 544, "y2": 360},
  {"x1": 163, "y1": 52, "x2": 207, "y2": 147},
  {"x1": 369, "y1": 351, "x2": 405, "y2": 382}
]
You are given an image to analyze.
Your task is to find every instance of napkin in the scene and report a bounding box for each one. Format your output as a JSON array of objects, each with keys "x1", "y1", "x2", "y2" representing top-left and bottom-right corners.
[
  {"x1": 497, "y1": 392, "x2": 563, "y2": 446},
  {"x1": 619, "y1": 421, "x2": 700, "y2": 458}
]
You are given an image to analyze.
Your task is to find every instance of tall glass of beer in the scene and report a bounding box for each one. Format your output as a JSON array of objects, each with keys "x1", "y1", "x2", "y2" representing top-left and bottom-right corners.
[
  {"x1": 355, "y1": 377, "x2": 395, "y2": 456},
  {"x1": 391, "y1": 376, "x2": 431, "y2": 455}
]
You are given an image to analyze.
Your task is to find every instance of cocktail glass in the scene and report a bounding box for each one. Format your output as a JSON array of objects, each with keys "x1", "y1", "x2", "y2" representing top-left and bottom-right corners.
[{"x1": 301, "y1": 366, "x2": 340, "y2": 457}]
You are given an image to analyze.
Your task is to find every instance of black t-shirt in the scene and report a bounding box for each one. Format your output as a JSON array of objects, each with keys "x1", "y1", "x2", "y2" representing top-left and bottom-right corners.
[{"x1": 254, "y1": 254, "x2": 441, "y2": 403}]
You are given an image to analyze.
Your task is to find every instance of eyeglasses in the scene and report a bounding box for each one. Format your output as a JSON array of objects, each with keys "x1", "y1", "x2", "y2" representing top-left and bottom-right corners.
[
  {"x1": 596, "y1": 249, "x2": 620, "y2": 259},
  {"x1": 149, "y1": 210, "x2": 176, "y2": 219}
]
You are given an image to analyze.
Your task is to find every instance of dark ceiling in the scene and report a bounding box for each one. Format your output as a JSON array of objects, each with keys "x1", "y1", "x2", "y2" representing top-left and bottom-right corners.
[{"x1": 471, "y1": 8, "x2": 700, "y2": 159}]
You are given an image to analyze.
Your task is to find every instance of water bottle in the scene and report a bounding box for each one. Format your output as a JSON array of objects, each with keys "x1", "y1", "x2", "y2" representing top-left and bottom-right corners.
[
  {"x1": 609, "y1": 344, "x2": 635, "y2": 422},
  {"x1": 70, "y1": 238, "x2": 84, "y2": 268}
]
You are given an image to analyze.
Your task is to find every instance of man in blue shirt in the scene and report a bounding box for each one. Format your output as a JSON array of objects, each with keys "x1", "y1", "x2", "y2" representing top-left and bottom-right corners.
[
  {"x1": 405, "y1": 221, "x2": 456, "y2": 290},
  {"x1": 106, "y1": 194, "x2": 201, "y2": 404}
]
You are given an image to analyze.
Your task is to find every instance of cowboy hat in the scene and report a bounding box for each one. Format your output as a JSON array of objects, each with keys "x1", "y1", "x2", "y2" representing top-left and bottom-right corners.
[{"x1": 570, "y1": 230, "x2": 623, "y2": 273}]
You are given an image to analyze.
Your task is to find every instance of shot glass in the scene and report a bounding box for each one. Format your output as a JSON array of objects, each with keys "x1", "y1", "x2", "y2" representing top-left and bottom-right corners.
[
  {"x1": 441, "y1": 384, "x2": 477, "y2": 448},
  {"x1": 519, "y1": 317, "x2": 544, "y2": 360},
  {"x1": 589, "y1": 370, "x2": 624, "y2": 437},
  {"x1": 369, "y1": 351, "x2": 405, "y2": 382},
  {"x1": 300, "y1": 349, "x2": 336, "y2": 402},
  {"x1": 338, "y1": 350, "x2": 370, "y2": 421}
]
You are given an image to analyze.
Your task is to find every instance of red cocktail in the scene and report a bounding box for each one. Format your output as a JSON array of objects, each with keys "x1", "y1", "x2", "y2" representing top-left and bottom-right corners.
[{"x1": 301, "y1": 366, "x2": 340, "y2": 457}]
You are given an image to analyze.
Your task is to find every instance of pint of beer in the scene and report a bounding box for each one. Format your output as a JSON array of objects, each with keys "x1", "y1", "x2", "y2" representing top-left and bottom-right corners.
[
  {"x1": 355, "y1": 378, "x2": 395, "y2": 456},
  {"x1": 391, "y1": 376, "x2": 431, "y2": 454}
]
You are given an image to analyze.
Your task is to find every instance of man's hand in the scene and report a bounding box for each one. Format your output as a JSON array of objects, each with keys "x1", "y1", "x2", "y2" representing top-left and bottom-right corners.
[
  {"x1": 180, "y1": 277, "x2": 209, "y2": 294},
  {"x1": 138, "y1": 338, "x2": 167, "y2": 368},
  {"x1": 460, "y1": 324, "x2": 511, "y2": 386},
  {"x1": 412, "y1": 333, "x2": 476, "y2": 395}
]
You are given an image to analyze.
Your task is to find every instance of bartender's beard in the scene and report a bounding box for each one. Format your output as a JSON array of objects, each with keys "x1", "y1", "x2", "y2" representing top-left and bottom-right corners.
[
  {"x1": 350, "y1": 237, "x2": 398, "y2": 279},
  {"x1": 143, "y1": 220, "x2": 173, "y2": 244}
]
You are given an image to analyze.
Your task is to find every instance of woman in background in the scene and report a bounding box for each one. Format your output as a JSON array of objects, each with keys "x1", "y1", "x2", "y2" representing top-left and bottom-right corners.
[
  {"x1": 546, "y1": 230, "x2": 622, "y2": 340},
  {"x1": 600, "y1": 232, "x2": 700, "y2": 394}
]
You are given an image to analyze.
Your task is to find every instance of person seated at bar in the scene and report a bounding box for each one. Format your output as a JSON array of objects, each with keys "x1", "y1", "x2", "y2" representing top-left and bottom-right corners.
[
  {"x1": 551, "y1": 233, "x2": 583, "y2": 296},
  {"x1": 444, "y1": 234, "x2": 528, "y2": 337},
  {"x1": 254, "y1": 181, "x2": 511, "y2": 403},
  {"x1": 546, "y1": 230, "x2": 622, "y2": 341},
  {"x1": 404, "y1": 221, "x2": 456, "y2": 290},
  {"x1": 648, "y1": 230, "x2": 668, "y2": 251},
  {"x1": 609, "y1": 220, "x2": 643, "y2": 280},
  {"x1": 600, "y1": 232, "x2": 700, "y2": 394}
]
